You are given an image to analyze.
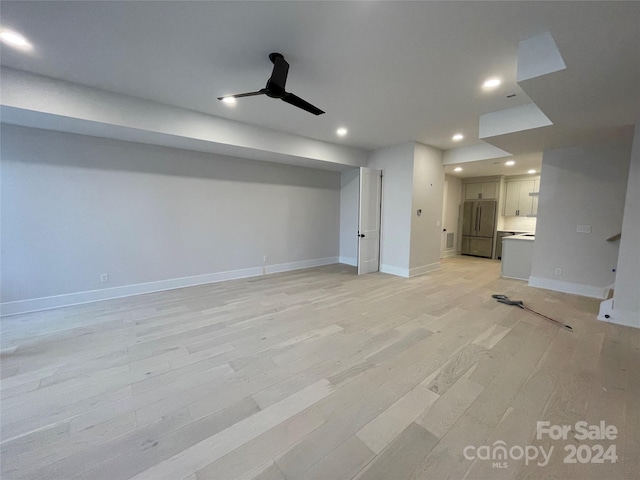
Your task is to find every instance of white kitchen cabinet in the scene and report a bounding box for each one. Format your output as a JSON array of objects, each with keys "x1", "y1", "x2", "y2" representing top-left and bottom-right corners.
[
  {"x1": 464, "y1": 183, "x2": 482, "y2": 200},
  {"x1": 503, "y1": 182, "x2": 519, "y2": 215},
  {"x1": 531, "y1": 179, "x2": 540, "y2": 216},
  {"x1": 464, "y1": 181, "x2": 498, "y2": 200},
  {"x1": 504, "y1": 178, "x2": 537, "y2": 216},
  {"x1": 482, "y1": 181, "x2": 499, "y2": 200}
]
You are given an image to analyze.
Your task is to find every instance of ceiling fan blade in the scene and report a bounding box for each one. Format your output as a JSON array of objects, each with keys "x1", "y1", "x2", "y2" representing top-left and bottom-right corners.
[
  {"x1": 268, "y1": 53, "x2": 289, "y2": 90},
  {"x1": 217, "y1": 90, "x2": 266, "y2": 100},
  {"x1": 281, "y1": 93, "x2": 325, "y2": 115}
]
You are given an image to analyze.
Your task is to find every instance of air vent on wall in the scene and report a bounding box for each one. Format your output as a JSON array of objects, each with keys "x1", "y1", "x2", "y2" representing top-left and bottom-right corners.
[{"x1": 446, "y1": 232, "x2": 455, "y2": 249}]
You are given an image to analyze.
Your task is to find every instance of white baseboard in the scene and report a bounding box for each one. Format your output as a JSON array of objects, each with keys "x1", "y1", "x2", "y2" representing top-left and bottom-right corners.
[
  {"x1": 375, "y1": 262, "x2": 441, "y2": 278},
  {"x1": 1, "y1": 257, "x2": 339, "y2": 317},
  {"x1": 265, "y1": 257, "x2": 338, "y2": 274},
  {"x1": 528, "y1": 276, "x2": 609, "y2": 299},
  {"x1": 597, "y1": 298, "x2": 640, "y2": 329},
  {"x1": 598, "y1": 310, "x2": 640, "y2": 329},
  {"x1": 598, "y1": 298, "x2": 614, "y2": 321},
  {"x1": 379, "y1": 264, "x2": 410, "y2": 278},
  {"x1": 441, "y1": 250, "x2": 458, "y2": 258},
  {"x1": 409, "y1": 262, "x2": 441, "y2": 277},
  {"x1": 339, "y1": 256, "x2": 357, "y2": 267}
]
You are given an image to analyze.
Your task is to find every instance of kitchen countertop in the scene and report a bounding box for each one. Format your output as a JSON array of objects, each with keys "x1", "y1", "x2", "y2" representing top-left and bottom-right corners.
[{"x1": 505, "y1": 234, "x2": 535, "y2": 241}]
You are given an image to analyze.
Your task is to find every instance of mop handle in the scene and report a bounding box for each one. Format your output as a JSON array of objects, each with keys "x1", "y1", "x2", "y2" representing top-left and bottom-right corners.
[{"x1": 522, "y1": 306, "x2": 573, "y2": 331}]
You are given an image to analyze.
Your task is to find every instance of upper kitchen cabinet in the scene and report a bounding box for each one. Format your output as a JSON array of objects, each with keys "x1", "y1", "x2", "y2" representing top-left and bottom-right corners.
[
  {"x1": 504, "y1": 177, "x2": 540, "y2": 216},
  {"x1": 531, "y1": 178, "x2": 540, "y2": 216},
  {"x1": 464, "y1": 181, "x2": 499, "y2": 200}
]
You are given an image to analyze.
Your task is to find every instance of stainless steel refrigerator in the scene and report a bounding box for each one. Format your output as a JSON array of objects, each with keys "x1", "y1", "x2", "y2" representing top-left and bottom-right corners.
[{"x1": 461, "y1": 200, "x2": 497, "y2": 258}]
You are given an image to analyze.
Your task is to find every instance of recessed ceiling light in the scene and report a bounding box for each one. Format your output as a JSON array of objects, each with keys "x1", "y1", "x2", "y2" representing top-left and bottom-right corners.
[
  {"x1": 221, "y1": 97, "x2": 237, "y2": 105},
  {"x1": 0, "y1": 29, "x2": 32, "y2": 50},
  {"x1": 454, "y1": 167, "x2": 463, "y2": 172},
  {"x1": 505, "y1": 160, "x2": 515, "y2": 166},
  {"x1": 528, "y1": 169, "x2": 536, "y2": 174},
  {"x1": 336, "y1": 128, "x2": 348, "y2": 137},
  {"x1": 452, "y1": 133, "x2": 464, "y2": 141},
  {"x1": 482, "y1": 78, "x2": 501, "y2": 89}
]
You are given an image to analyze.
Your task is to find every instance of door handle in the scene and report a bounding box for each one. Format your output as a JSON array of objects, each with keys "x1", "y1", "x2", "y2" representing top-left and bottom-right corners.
[{"x1": 358, "y1": 234, "x2": 365, "y2": 238}]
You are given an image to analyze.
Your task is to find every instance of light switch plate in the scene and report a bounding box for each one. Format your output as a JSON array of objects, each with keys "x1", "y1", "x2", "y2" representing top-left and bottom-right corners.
[{"x1": 576, "y1": 225, "x2": 592, "y2": 233}]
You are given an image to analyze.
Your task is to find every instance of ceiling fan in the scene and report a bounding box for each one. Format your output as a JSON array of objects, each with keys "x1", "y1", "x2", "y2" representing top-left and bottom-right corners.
[{"x1": 218, "y1": 52, "x2": 325, "y2": 116}]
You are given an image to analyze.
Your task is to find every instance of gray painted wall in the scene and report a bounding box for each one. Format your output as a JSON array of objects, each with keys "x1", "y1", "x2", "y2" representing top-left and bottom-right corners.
[
  {"x1": 613, "y1": 124, "x2": 640, "y2": 327},
  {"x1": 367, "y1": 143, "x2": 415, "y2": 275},
  {"x1": 367, "y1": 142, "x2": 443, "y2": 276},
  {"x1": 410, "y1": 143, "x2": 444, "y2": 272},
  {"x1": 1, "y1": 125, "x2": 340, "y2": 305},
  {"x1": 530, "y1": 141, "x2": 631, "y2": 297}
]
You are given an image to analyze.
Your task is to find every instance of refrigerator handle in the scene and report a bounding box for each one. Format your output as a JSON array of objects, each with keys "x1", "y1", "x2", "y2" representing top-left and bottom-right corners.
[
  {"x1": 475, "y1": 207, "x2": 480, "y2": 232},
  {"x1": 478, "y1": 207, "x2": 482, "y2": 231}
]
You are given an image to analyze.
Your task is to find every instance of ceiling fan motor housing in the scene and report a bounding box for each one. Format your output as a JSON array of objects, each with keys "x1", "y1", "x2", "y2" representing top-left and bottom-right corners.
[
  {"x1": 265, "y1": 52, "x2": 287, "y2": 98},
  {"x1": 265, "y1": 82, "x2": 285, "y2": 98}
]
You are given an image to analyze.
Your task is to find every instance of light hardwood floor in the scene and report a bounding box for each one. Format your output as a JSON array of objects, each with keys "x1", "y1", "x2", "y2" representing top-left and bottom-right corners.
[{"x1": 1, "y1": 256, "x2": 638, "y2": 480}]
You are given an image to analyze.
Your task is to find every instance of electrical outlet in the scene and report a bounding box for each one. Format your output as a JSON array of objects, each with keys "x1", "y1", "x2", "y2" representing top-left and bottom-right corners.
[
  {"x1": 263, "y1": 255, "x2": 268, "y2": 263},
  {"x1": 576, "y1": 225, "x2": 592, "y2": 233},
  {"x1": 100, "y1": 273, "x2": 109, "y2": 283},
  {"x1": 554, "y1": 268, "x2": 562, "y2": 276}
]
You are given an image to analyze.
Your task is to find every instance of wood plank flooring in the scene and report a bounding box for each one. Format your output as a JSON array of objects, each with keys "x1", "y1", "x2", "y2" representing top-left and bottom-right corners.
[{"x1": 1, "y1": 256, "x2": 638, "y2": 479}]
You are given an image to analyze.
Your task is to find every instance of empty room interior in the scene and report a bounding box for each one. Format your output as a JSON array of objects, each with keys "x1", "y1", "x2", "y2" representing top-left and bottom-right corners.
[{"x1": 1, "y1": 2, "x2": 639, "y2": 480}]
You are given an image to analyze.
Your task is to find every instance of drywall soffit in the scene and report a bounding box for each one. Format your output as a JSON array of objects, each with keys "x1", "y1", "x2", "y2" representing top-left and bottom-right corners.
[
  {"x1": 517, "y1": 31, "x2": 567, "y2": 83},
  {"x1": 479, "y1": 103, "x2": 553, "y2": 140},
  {"x1": 443, "y1": 143, "x2": 512, "y2": 165}
]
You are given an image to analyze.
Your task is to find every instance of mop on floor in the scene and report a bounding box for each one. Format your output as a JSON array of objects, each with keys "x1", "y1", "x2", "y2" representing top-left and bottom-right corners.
[{"x1": 492, "y1": 294, "x2": 573, "y2": 331}]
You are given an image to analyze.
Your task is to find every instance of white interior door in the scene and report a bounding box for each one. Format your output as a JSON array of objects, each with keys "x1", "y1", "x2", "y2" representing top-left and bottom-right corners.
[
  {"x1": 441, "y1": 180, "x2": 448, "y2": 258},
  {"x1": 357, "y1": 167, "x2": 382, "y2": 275}
]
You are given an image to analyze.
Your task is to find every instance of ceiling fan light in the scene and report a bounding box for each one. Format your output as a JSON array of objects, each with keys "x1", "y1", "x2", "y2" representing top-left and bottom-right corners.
[
  {"x1": 222, "y1": 96, "x2": 237, "y2": 105},
  {"x1": 0, "y1": 29, "x2": 32, "y2": 49},
  {"x1": 482, "y1": 78, "x2": 501, "y2": 89}
]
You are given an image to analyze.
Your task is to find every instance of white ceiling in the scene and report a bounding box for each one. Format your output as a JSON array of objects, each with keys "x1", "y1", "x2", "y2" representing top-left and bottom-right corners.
[
  {"x1": 1, "y1": 1, "x2": 639, "y2": 176},
  {"x1": 444, "y1": 152, "x2": 542, "y2": 178}
]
